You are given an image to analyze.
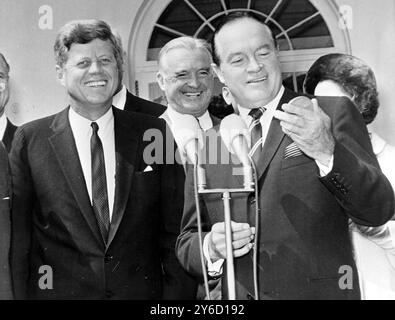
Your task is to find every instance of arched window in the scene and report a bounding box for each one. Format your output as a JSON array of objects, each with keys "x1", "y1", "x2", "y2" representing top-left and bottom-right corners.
[{"x1": 128, "y1": 0, "x2": 351, "y2": 103}]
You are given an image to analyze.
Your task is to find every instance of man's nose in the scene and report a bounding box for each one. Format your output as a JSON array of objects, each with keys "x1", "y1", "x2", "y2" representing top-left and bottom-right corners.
[
  {"x1": 89, "y1": 60, "x2": 102, "y2": 73},
  {"x1": 186, "y1": 74, "x2": 200, "y2": 88},
  {"x1": 246, "y1": 57, "x2": 262, "y2": 73}
]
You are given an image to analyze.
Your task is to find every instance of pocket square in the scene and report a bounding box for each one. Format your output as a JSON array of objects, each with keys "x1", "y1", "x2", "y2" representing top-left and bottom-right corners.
[
  {"x1": 143, "y1": 165, "x2": 153, "y2": 172},
  {"x1": 284, "y1": 142, "x2": 303, "y2": 159}
]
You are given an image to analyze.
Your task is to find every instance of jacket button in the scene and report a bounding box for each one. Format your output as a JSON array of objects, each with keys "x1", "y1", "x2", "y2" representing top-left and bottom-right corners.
[{"x1": 104, "y1": 255, "x2": 113, "y2": 263}]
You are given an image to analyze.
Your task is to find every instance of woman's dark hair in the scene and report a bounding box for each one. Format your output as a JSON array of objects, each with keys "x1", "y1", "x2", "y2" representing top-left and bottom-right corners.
[{"x1": 304, "y1": 53, "x2": 379, "y2": 124}]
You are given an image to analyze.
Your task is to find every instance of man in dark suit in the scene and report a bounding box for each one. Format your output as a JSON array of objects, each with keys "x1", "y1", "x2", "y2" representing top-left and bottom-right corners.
[
  {"x1": 0, "y1": 141, "x2": 12, "y2": 299},
  {"x1": 10, "y1": 19, "x2": 195, "y2": 300},
  {"x1": 0, "y1": 53, "x2": 17, "y2": 152},
  {"x1": 110, "y1": 32, "x2": 166, "y2": 117},
  {"x1": 176, "y1": 12, "x2": 394, "y2": 300}
]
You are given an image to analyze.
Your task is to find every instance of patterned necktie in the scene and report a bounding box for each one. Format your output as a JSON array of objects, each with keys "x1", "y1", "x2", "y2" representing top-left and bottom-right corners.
[
  {"x1": 91, "y1": 122, "x2": 110, "y2": 243},
  {"x1": 248, "y1": 107, "x2": 266, "y2": 165}
]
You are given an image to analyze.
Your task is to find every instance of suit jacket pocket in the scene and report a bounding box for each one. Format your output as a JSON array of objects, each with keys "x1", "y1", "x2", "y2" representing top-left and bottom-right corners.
[
  {"x1": 308, "y1": 274, "x2": 341, "y2": 283},
  {"x1": 133, "y1": 170, "x2": 161, "y2": 198},
  {"x1": 281, "y1": 154, "x2": 312, "y2": 170}
]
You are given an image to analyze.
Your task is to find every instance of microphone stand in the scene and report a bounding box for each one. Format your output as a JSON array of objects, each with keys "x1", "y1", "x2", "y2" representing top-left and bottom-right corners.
[{"x1": 197, "y1": 168, "x2": 254, "y2": 300}]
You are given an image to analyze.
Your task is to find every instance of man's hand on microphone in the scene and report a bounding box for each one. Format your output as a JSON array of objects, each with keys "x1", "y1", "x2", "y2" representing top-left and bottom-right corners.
[
  {"x1": 208, "y1": 221, "x2": 255, "y2": 262},
  {"x1": 273, "y1": 98, "x2": 335, "y2": 166}
]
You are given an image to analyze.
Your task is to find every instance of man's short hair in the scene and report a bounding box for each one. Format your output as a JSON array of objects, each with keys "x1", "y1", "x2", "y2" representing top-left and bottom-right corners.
[
  {"x1": 54, "y1": 19, "x2": 123, "y2": 74},
  {"x1": 158, "y1": 36, "x2": 212, "y2": 71},
  {"x1": 211, "y1": 11, "x2": 276, "y2": 66},
  {"x1": 303, "y1": 53, "x2": 379, "y2": 124},
  {"x1": 0, "y1": 53, "x2": 10, "y2": 75}
]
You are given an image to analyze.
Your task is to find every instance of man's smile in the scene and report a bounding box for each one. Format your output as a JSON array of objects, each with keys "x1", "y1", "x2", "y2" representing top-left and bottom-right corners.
[
  {"x1": 85, "y1": 80, "x2": 108, "y2": 88},
  {"x1": 247, "y1": 76, "x2": 268, "y2": 84}
]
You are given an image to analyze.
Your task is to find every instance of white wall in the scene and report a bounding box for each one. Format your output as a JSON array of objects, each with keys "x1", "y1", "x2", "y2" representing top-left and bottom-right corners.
[
  {"x1": 336, "y1": 0, "x2": 395, "y2": 144},
  {"x1": 1, "y1": 0, "x2": 394, "y2": 144},
  {"x1": 0, "y1": 0, "x2": 144, "y2": 124}
]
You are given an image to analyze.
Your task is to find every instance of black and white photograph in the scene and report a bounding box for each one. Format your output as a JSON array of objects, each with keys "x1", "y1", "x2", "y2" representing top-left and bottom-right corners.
[{"x1": 0, "y1": 0, "x2": 394, "y2": 307}]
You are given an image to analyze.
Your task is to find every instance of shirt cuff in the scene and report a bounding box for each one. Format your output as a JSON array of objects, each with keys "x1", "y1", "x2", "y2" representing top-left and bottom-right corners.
[
  {"x1": 315, "y1": 154, "x2": 334, "y2": 177},
  {"x1": 203, "y1": 233, "x2": 224, "y2": 278}
]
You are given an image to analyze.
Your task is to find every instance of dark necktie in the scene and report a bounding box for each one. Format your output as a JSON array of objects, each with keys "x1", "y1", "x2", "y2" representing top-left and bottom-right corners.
[
  {"x1": 91, "y1": 122, "x2": 110, "y2": 243},
  {"x1": 248, "y1": 107, "x2": 266, "y2": 164}
]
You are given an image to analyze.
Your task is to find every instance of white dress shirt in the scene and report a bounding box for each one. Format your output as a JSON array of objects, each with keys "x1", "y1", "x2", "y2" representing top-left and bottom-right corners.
[
  {"x1": 69, "y1": 107, "x2": 116, "y2": 221},
  {"x1": 167, "y1": 106, "x2": 213, "y2": 132},
  {"x1": 0, "y1": 113, "x2": 7, "y2": 140},
  {"x1": 112, "y1": 85, "x2": 127, "y2": 111}
]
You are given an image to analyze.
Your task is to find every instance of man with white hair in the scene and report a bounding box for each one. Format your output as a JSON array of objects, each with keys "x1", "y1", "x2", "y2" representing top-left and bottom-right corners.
[
  {"x1": 156, "y1": 36, "x2": 222, "y2": 137},
  {"x1": 156, "y1": 36, "x2": 223, "y2": 298}
]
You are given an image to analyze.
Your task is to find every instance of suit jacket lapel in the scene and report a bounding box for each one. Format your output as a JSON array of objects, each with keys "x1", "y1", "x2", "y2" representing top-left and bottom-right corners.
[
  {"x1": 106, "y1": 107, "x2": 139, "y2": 248},
  {"x1": 160, "y1": 110, "x2": 171, "y2": 126},
  {"x1": 48, "y1": 107, "x2": 104, "y2": 248},
  {"x1": 256, "y1": 89, "x2": 299, "y2": 181},
  {"x1": 3, "y1": 119, "x2": 17, "y2": 152}
]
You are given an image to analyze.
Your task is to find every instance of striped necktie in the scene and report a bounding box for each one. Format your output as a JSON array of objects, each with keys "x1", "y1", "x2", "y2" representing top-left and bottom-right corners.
[
  {"x1": 248, "y1": 107, "x2": 266, "y2": 165},
  {"x1": 91, "y1": 122, "x2": 110, "y2": 243}
]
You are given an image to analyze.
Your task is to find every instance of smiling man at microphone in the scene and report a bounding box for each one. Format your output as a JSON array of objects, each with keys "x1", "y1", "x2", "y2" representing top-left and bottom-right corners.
[{"x1": 176, "y1": 12, "x2": 394, "y2": 300}]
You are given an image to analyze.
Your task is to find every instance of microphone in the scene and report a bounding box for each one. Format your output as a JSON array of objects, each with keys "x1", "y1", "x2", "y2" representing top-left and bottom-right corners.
[
  {"x1": 172, "y1": 114, "x2": 206, "y2": 189},
  {"x1": 220, "y1": 114, "x2": 254, "y2": 189}
]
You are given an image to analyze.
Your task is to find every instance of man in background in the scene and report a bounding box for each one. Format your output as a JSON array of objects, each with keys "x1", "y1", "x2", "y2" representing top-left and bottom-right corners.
[
  {"x1": 156, "y1": 36, "x2": 221, "y2": 138},
  {"x1": 156, "y1": 36, "x2": 222, "y2": 298},
  {"x1": 111, "y1": 34, "x2": 165, "y2": 117},
  {"x1": 113, "y1": 83, "x2": 165, "y2": 116},
  {"x1": 0, "y1": 53, "x2": 17, "y2": 152},
  {"x1": 0, "y1": 141, "x2": 12, "y2": 299},
  {"x1": 0, "y1": 54, "x2": 14, "y2": 298}
]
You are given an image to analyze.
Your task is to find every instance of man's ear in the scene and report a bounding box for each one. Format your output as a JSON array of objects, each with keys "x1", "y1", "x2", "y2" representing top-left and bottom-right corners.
[
  {"x1": 156, "y1": 71, "x2": 166, "y2": 91},
  {"x1": 211, "y1": 63, "x2": 225, "y2": 84},
  {"x1": 55, "y1": 65, "x2": 65, "y2": 86},
  {"x1": 222, "y1": 86, "x2": 233, "y2": 105}
]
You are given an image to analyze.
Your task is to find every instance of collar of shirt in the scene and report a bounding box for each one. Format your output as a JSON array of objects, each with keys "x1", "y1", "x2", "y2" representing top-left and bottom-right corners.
[
  {"x1": 69, "y1": 106, "x2": 114, "y2": 139},
  {"x1": 238, "y1": 85, "x2": 285, "y2": 126},
  {"x1": 68, "y1": 106, "x2": 116, "y2": 220},
  {"x1": 167, "y1": 106, "x2": 213, "y2": 132},
  {"x1": 0, "y1": 113, "x2": 7, "y2": 140},
  {"x1": 238, "y1": 86, "x2": 285, "y2": 148},
  {"x1": 112, "y1": 84, "x2": 127, "y2": 111}
]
